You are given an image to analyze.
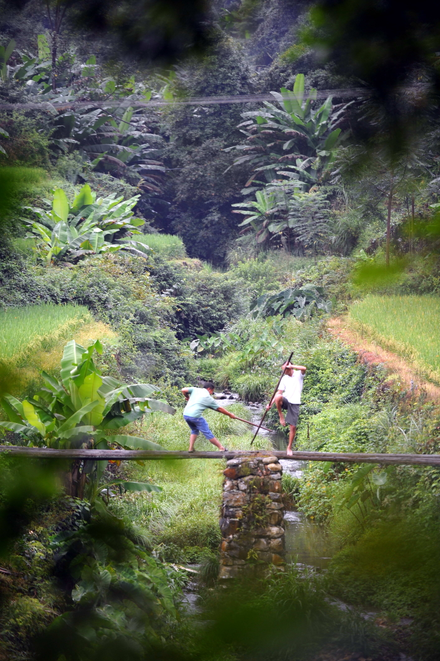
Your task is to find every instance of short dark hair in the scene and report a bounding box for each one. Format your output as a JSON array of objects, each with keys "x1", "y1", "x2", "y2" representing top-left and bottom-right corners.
[{"x1": 203, "y1": 381, "x2": 215, "y2": 390}]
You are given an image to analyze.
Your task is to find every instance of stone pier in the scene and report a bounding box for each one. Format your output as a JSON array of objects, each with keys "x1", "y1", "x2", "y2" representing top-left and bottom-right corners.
[{"x1": 219, "y1": 454, "x2": 285, "y2": 579}]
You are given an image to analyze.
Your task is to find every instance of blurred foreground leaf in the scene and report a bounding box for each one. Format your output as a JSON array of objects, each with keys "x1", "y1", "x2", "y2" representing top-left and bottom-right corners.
[{"x1": 0, "y1": 167, "x2": 45, "y2": 221}]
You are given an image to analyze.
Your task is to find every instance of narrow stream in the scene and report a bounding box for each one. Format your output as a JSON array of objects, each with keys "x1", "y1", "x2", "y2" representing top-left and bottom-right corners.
[{"x1": 242, "y1": 398, "x2": 333, "y2": 571}]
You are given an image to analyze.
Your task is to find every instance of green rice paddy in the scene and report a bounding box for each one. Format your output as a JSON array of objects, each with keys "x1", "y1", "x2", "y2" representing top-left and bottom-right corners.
[
  {"x1": 349, "y1": 295, "x2": 440, "y2": 382},
  {"x1": 0, "y1": 304, "x2": 91, "y2": 362}
]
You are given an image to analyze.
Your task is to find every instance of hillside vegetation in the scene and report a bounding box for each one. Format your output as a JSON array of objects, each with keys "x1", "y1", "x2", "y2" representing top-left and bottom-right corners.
[{"x1": 2, "y1": 0, "x2": 440, "y2": 660}]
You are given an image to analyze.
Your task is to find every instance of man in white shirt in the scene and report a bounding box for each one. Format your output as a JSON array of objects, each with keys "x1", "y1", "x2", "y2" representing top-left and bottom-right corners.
[{"x1": 267, "y1": 362, "x2": 306, "y2": 456}]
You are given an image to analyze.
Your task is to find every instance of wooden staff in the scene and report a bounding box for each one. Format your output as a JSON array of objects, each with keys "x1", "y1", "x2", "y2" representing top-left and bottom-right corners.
[
  {"x1": 250, "y1": 351, "x2": 294, "y2": 445},
  {"x1": 232, "y1": 414, "x2": 273, "y2": 433}
]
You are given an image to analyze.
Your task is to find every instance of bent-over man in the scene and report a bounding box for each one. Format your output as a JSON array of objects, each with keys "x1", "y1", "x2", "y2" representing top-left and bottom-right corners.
[
  {"x1": 267, "y1": 362, "x2": 306, "y2": 456},
  {"x1": 182, "y1": 381, "x2": 236, "y2": 452}
]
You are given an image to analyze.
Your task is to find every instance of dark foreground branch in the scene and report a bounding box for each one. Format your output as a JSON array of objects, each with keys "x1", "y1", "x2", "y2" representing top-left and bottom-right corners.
[{"x1": 1, "y1": 446, "x2": 440, "y2": 466}]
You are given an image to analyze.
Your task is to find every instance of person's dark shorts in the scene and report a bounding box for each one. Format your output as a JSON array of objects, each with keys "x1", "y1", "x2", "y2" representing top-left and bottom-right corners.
[
  {"x1": 281, "y1": 398, "x2": 300, "y2": 426},
  {"x1": 183, "y1": 415, "x2": 215, "y2": 440}
]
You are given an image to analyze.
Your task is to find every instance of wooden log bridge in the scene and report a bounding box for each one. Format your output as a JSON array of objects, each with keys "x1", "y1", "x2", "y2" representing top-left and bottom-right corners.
[{"x1": 1, "y1": 446, "x2": 440, "y2": 467}]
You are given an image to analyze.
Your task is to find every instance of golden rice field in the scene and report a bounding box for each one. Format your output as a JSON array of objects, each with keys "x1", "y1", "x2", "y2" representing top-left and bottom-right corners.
[
  {"x1": 0, "y1": 304, "x2": 91, "y2": 362},
  {"x1": 0, "y1": 304, "x2": 117, "y2": 396},
  {"x1": 349, "y1": 295, "x2": 440, "y2": 383}
]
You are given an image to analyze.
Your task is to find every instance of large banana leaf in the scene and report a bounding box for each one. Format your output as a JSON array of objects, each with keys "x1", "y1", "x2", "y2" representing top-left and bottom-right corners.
[
  {"x1": 0, "y1": 421, "x2": 29, "y2": 434},
  {"x1": 52, "y1": 189, "x2": 69, "y2": 222},
  {"x1": 71, "y1": 184, "x2": 94, "y2": 212},
  {"x1": 60, "y1": 425, "x2": 95, "y2": 440},
  {"x1": 57, "y1": 400, "x2": 102, "y2": 436},
  {"x1": 142, "y1": 399, "x2": 176, "y2": 415},
  {"x1": 22, "y1": 400, "x2": 46, "y2": 435},
  {"x1": 99, "y1": 376, "x2": 122, "y2": 394},
  {"x1": 1, "y1": 394, "x2": 24, "y2": 420},
  {"x1": 61, "y1": 340, "x2": 87, "y2": 386},
  {"x1": 99, "y1": 409, "x2": 145, "y2": 430},
  {"x1": 78, "y1": 372, "x2": 105, "y2": 426}
]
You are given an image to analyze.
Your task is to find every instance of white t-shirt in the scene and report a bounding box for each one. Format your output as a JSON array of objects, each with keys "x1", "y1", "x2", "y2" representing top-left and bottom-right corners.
[{"x1": 278, "y1": 371, "x2": 304, "y2": 405}]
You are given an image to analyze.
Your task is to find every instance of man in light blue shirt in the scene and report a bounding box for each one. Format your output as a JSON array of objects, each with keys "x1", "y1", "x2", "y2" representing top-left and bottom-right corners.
[{"x1": 182, "y1": 381, "x2": 237, "y2": 452}]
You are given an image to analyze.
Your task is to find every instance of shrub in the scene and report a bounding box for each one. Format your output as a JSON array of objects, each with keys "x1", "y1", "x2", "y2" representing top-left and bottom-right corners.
[
  {"x1": 135, "y1": 233, "x2": 187, "y2": 259},
  {"x1": 0, "y1": 112, "x2": 51, "y2": 168},
  {"x1": 174, "y1": 269, "x2": 247, "y2": 339},
  {"x1": 34, "y1": 253, "x2": 193, "y2": 384}
]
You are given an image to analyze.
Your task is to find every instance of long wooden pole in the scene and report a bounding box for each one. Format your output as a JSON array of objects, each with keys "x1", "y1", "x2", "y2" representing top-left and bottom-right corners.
[
  {"x1": 232, "y1": 415, "x2": 273, "y2": 433},
  {"x1": 1, "y1": 446, "x2": 440, "y2": 466},
  {"x1": 250, "y1": 351, "x2": 294, "y2": 445}
]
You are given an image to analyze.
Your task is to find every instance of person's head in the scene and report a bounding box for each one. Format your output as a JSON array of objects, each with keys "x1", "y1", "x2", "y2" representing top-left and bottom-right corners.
[
  {"x1": 203, "y1": 381, "x2": 215, "y2": 393},
  {"x1": 282, "y1": 362, "x2": 294, "y2": 375}
]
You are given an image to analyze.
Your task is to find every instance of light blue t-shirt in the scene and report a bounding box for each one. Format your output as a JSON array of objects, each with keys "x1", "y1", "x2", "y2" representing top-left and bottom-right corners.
[{"x1": 183, "y1": 387, "x2": 220, "y2": 418}]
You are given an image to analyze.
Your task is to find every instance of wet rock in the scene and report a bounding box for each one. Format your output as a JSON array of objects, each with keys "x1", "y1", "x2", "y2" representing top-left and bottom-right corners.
[
  {"x1": 220, "y1": 518, "x2": 241, "y2": 536},
  {"x1": 267, "y1": 502, "x2": 284, "y2": 511},
  {"x1": 268, "y1": 511, "x2": 283, "y2": 526},
  {"x1": 269, "y1": 472, "x2": 282, "y2": 480},
  {"x1": 222, "y1": 505, "x2": 243, "y2": 518},
  {"x1": 269, "y1": 526, "x2": 285, "y2": 538},
  {"x1": 223, "y1": 492, "x2": 247, "y2": 507},
  {"x1": 267, "y1": 463, "x2": 281, "y2": 472},
  {"x1": 271, "y1": 554, "x2": 285, "y2": 566},
  {"x1": 257, "y1": 551, "x2": 271, "y2": 563},
  {"x1": 269, "y1": 538, "x2": 285, "y2": 553},
  {"x1": 262, "y1": 456, "x2": 278, "y2": 464},
  {"x1": 254, "y1": 538, "x2": 269, "y2": 551},
  {"x1": 227, "y1": 545, "x2": 248, "y2": 560},
  {"x1": 219, "y1": 566, "x2": 242, "y2": 579}
]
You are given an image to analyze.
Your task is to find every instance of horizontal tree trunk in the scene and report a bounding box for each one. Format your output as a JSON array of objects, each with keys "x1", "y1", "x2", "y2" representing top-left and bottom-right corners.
[{"x1": 1, "y1": 446, "x2": 440, "y2": 467}]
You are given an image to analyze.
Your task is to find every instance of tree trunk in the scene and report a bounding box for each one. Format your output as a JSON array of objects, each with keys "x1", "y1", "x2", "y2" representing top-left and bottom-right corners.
[
  {"x1": 386, "y1": 185, "x2": 394, "y2": 266},
  {"x1": 51, "y1": 30, "x2": 57, "y2": 90},
  {"x1": 411, "y1": 192, "x2": 415, "y2": 254}
]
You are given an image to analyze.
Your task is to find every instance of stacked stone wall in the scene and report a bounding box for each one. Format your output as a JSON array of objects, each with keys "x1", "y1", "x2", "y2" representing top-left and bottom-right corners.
[{"x1": 219, "y1": 454, "x2": 285, "y2": 579}]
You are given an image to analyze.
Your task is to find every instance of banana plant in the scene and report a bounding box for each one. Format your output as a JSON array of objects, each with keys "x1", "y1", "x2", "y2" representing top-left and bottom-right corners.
[
  {"x1": 52, "y1": 104, "x2": 166, "y2": 194},
  {"x1": 0, "y1": 338, "x2": 175, "y2": 447},
  {"x1": 0, "y1": 340, "x2": 176, "y2": 497},
  {"x1": 23, "y1": 184, "x2": 150, "y2": 263},
  {"x1": 0, "y1": 39, "x2": 15, "y2": 81},
  {"x1": 232, "y1": 189, "x2": 282, "y2": 244},
  {"x1": 227, "y1": 74, "x2": 351, "y2": 188},
  {"x1": 0, "y1": 127, "x2": 9, "y2": 156},
  {"x1": 250, "y1": 285, "x2": 331, "y2": 319}
]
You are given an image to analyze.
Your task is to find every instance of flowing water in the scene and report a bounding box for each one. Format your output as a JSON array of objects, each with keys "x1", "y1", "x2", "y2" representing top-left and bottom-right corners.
[
  {"x1": 213, "y1": 394, "x2": 334, "y2": 569},
  {"x1": 230, "y1": 397, "x2": 335, "y2": 571}
]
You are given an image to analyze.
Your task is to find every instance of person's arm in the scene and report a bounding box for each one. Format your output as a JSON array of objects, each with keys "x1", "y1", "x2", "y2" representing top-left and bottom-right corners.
[
  {"x1": 181, "y1": 388, "x2": 190, "y2": 401},
  {"x1": 217, "y1": 406, "x2": 236, "y2": 419},
  {"x1": 282, "y1": 362, "x2": 306, "y2": 374}
]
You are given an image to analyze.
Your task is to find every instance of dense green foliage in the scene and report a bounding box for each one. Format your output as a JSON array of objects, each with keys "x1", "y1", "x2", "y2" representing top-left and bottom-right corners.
[{"x1": 3, "y1": 1, "x2": 440, "y2": 660}]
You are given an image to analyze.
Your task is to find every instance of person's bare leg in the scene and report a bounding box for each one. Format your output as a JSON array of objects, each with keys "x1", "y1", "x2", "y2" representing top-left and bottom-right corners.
[
  {"x1": 209, "y1": 437, "x2": 226, "y2": 451},
  {"x1": 188, "y1": 433, "x2": 198, "y2": 452},
  {"x1": 273, "y1": 394, "x2": 285, "y2": 426},
  {"x1": 286, "y1": 425, "x2": 296, "y2": 456}
]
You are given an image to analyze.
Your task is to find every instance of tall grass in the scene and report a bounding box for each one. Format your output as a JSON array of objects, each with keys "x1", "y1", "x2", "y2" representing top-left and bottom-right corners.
[
  {"x1": 349, "y1": 295, "x2": 440, "y2": 382},
  {"x1": 135, "y1": 234, "x2": 187, "y2": 259},
  {"x1": 0, "y1": 304, "x2": 91, "y2": 362},
  {"x1": 108, "y1": 403, "x2": 272, "y2": 553}
]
